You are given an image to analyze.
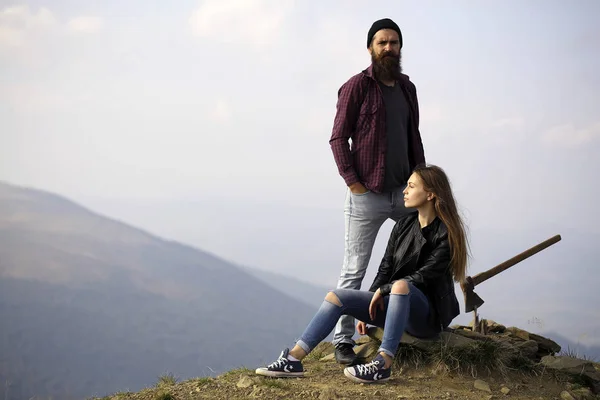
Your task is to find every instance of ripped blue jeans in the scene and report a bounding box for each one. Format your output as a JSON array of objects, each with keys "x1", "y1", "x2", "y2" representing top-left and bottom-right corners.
[{"x1": 296, "y1": 281, "x2": 439, "y2": 358}]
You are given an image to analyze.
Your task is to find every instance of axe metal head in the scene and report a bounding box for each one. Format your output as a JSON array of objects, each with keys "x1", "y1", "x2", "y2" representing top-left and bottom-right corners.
[{"x1": 464, "y1": 289, "x2": 484, "y2": 313}]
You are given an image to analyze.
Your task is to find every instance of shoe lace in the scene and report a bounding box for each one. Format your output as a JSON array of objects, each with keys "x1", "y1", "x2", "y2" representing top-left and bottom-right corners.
[
  {"x1": 355, "y1": 360, "x2": 380, "y2": 376},
  {"x1": 267, "y1": 357, "x2": 288, "y2": 369}
]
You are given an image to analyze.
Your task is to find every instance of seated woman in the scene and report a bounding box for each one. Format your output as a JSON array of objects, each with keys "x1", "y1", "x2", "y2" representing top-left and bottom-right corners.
[{"x1": 255, "y1": 164, "x2": 469, "y2": 383}]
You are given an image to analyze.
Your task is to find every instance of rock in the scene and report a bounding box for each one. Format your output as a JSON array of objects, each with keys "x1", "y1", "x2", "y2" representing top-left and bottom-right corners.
[
  {"x1": 412, "y1": 331, "x2": 477, "y2": 352},
  {"x1": 367, "y1": 326, "x2": 384, "y2": 342},
  {"x1": 506, "y1": 327, "x2": 530, "y2": 341},
  {"x1": 541, "y1": 355, "x2": 588, "y2": 371},
  {"x1": 474, "y1": 379, "x2": 492, "y2": 393},
  {"x1": 541, "y1": 356, "x2": 600, "y2": 393},
  {"x1": 373, "y1": 389, "x2": 382, "y2": 396},
  {"x1": 369, "y1": 326, "x2": 475, "y2": 352},
  {"x1": 468, "y1": 317, "x2": 489, "y2": 334},
  {"x1": 560, "y1": 391, "x2": 576, "y2": 400},
  {"x1": 356, "y1": 335, "x2": 372, "y2": 345},
  {"x1": 500, "y1": 327, "x2": 560, "y2": 354},
  {"x1": 529, "y1": 332, "x2": 561, "y2": 355},
  {"x1": 484, "y1": 319, "x2": 506, "y2": 333},
  {"x1": 490, "y1": 323, "x2": 506, "y2": 334},
  {"x1": 515, "y1": 340, "x2": 539, "y2": 359},
  {"x1": 500, "y1": 387, "x2": 510, "y2": 395},
  {"x1": 572, "y1": 387, "x2": 595, "y2": 399},
  {"x1": 438, "y1": 331, "x2": 479, "y2": 348},
  {"x1": 236, "y1": 376, "x2": 253, "y2": 389},
  {"x1": 355, "y1": 342, "x2": 378, "y2": 360},
  {"x1": 451, "y1": 328, "x2": 490, "y2": 341},
  {"x1": 249, "y1": 386, "x2": 262, "y2": 398},
  {"x1": 311, "y1": 341, "x2": 335, "y2": 357},
  {"x1": 494, "y1": 338, "x2": 522, "y2": 358},
  {"x1": 319, "y1": 353, "x2": 335, "y2": 361}
]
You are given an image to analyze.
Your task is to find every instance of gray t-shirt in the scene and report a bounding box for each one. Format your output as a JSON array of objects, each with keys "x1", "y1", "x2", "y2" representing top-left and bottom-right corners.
[{"x1": 379, "y1": 81, "x2": 411, "y2": 192}]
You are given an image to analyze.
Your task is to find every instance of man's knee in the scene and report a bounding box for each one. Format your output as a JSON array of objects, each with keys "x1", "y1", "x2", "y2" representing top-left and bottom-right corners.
[
  {"x1": 391, "y1": 280, "x2": 410, "y2": 295},
  {"x1": 325, "y1": 291, "x2": 343, "y2": 307}
]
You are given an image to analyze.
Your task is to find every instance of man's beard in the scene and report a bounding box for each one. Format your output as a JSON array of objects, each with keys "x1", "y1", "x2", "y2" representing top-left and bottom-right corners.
[{"x1": 372, "y1": 50, "x2": 402, "y2": 82}]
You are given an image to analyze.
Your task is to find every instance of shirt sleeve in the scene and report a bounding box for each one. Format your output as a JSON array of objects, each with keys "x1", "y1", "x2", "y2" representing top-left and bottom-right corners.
[
  {"x1": 408, "y1": 81, "x2": 426, "y2": 166},
  {"x1": 329, "y1": 77, "x2": 364, "y2": 186}
]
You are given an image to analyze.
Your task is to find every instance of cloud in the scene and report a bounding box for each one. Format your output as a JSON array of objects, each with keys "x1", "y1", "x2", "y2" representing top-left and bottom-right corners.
[
  {"x1": 0, "y1": 5, "x2": 103, "y2": 51},
  {"x1": 0, "y1": 25, "x2": 20, "y2": 46},
  {"x1": 542, "y1": 122, "x2": 600, "y2": 147},
  {"x1": 188, "y1": 0, "x2": 293, "y2": 48},
  {"x1": 211, "y1": 99, "x2": 232, "y2": 123},
  {"x1": 0, "y1": 5, "x2": 57, "y2": 47},
  {"x1": 1, "y1": 83, "x2": 71, "y2": 114},
  {"x1": 67, "y1": 16, "x2": 103, "y2": 33},
  {"x1": 490, "y1": 117, "x2": 524, "y2": 130}
]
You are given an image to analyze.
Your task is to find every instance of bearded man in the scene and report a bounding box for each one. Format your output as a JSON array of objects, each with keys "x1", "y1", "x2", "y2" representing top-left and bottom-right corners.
[{"x1": 328, "y1": 18, "x2": 426, "y2": 366}]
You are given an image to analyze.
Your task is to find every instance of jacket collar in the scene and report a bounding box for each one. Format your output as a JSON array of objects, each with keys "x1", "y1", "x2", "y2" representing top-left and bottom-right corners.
[
  {"x1": 394, "y1": 214, "x2": 445, "y2": 273},
  {"x1": 407, "y1": 213, "x2": 447, "y2": 243},
  {"x1": 422, "y1": 216, "x2": 441, "y2": 235}
]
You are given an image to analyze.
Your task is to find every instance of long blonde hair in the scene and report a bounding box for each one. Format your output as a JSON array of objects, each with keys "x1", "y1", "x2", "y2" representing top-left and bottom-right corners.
[{"x1": 413, "y1": 164, "x2": 470, "y2": 283}]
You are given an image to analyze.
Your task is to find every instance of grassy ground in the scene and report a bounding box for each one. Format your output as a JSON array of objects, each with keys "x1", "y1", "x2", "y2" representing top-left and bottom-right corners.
[{"x1": 90, "y1": 341, "x2": 597, "y2": 400}]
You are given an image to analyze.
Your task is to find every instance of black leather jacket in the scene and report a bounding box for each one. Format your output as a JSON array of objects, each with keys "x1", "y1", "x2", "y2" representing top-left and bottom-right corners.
[{"x1": 368, "y1": 211, "x2": 460, "y2": 331}]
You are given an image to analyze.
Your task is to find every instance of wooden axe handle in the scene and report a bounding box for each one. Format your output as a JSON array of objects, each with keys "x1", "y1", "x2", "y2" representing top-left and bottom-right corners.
[{"x1": 471, "y1": 234, "x2": 561, "y2": 287}]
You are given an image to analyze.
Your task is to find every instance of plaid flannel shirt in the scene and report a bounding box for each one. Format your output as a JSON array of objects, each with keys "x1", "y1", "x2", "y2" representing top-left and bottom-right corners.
[{"x1": 329, "y1": 64, "x2": 425, "y2": 193}]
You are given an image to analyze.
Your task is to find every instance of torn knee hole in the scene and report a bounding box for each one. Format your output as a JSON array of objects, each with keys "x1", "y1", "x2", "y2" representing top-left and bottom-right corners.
[
  {"x1": 391, "y1": 280, "x2": 410, "y2": 295},
  {"x1": 325, "y1": 291, "x2": 343, "y2": 307}
]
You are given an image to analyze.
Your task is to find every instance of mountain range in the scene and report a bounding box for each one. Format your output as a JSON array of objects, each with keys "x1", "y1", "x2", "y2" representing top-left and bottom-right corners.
[{"x1": 0, "y1": 181, "x2": 328, "y2": 400}]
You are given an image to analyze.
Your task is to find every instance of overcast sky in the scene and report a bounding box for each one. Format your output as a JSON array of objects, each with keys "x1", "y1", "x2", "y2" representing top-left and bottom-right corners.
[{"x1": 1, "y1": 1, "x2": 599, "y2": 346}]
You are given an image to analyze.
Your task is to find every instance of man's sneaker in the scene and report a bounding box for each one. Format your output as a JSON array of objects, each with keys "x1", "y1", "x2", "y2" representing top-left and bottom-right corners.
[
  {"x1": 255, "y1": 348, "x2": 305, "y2": 378},
  {"x1": 334, "y1": 343, "x2": 358, "y2": 365},
  {"x1": 343, "y1": 353, "x2": 391, "y2": 383}
]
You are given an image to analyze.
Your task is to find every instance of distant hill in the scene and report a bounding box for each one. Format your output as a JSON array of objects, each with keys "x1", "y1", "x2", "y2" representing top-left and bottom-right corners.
[
  {"x1": 542, "y1": 331, "x2": 600, "y2": 361},
  {"x1": 241, "y1": 266, "x2": 330, "y2": 309},
  {"x1": 0, "y1": 181, "x2": 320, "y2": 400}
]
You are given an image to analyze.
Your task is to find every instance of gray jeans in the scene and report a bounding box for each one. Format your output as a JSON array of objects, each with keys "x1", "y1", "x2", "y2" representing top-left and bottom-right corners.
[{"x1": 332, "y1": 185, "x2": 411, "y2": 347}]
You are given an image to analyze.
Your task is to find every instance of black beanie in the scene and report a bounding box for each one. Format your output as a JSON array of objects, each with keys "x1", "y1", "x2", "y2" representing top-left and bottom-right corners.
[{"x1": 367, "y1": 18, "x2": 402, "y2": 48}]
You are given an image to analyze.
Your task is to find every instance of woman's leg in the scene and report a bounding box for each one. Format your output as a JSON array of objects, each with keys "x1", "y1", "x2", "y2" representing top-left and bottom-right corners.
[
  {"x1": 290, "y1": 282, "x2": 433, "y2": 361},
  {"x1": 256, "y1": 288, "x2": 383, "y2": 377},
  {"x1": 293, "y1": 289, "x2": 387, "y2": 358},
  {"x1": 378, "y1": 280, "x2": 435, "y2": 360},
  {"x1": 342, "y1": 280, "x2": 434, "y2": 383}
]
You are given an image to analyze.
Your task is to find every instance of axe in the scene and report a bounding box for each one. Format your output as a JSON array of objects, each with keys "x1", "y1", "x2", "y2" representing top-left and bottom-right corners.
[{"x1": 462, "y1": 234, "x2": 562, "y2": 313}]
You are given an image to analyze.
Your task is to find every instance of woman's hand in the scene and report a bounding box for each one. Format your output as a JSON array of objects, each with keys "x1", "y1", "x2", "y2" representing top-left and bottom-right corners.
[
  {"x1": 356, "y1": 321, "x2": 367, "y2": 335},
  {"x1": 369, "y1": 288, "x2": 384, "y2": 321}
]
